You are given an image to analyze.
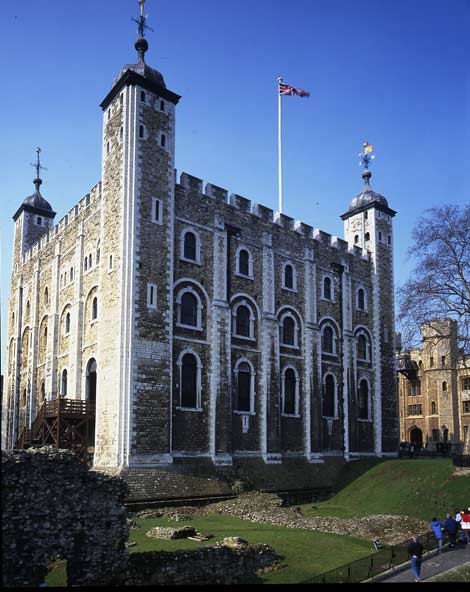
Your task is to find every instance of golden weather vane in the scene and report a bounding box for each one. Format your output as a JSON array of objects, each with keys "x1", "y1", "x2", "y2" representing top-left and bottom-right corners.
[{"x1": 359, "y1": 140, "x2": 375, "y2": 171}]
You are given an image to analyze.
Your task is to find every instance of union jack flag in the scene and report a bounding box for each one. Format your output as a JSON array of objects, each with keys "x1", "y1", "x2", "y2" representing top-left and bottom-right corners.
[{"x1": 279, "y1": 82, "x2": 310, "y2": 97}]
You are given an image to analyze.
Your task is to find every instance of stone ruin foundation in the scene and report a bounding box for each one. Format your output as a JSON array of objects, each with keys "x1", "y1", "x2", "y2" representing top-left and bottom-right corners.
[{"x1": 2, "y1": 447, "x2": 129, "y2": 588}]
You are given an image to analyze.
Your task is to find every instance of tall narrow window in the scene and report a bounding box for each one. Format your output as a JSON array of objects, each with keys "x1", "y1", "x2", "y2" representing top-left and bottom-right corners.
[
  {"x1": 323, "y1": 277, "x2": 332, "y2": 300},
  {"x1": 183, "y1": 232, "x2": 197, "y2": 261},
  {"x1": 181, "y1": 354, "x2": 198, "y2": 408},
  {"x1": 431, "y1": 401, "x2": 437, "y2": 414},
  {"x1": 181, "y1": 292, "x2": 198, "y2": 326},
  {"x1": 61, "y1": 369, "x2": 68, "y2": 397},
  {"x1": 282, "y1": 316, "x2": 296, "y2": 346},
  {"x1": 441, "y1": 356, "x2": 446, "y2": 367},
  {"x1": 147, "y1": 284, "x2": 157, "y2": 309},
  {"x1": 284, "y1": 264, "x2": 294, "y2": 290},
  {"x1": 236, "y1": 305, "x2": 251, "y2": 337},
  {"x1": 236, "y1": 362, "x2": 252, "y2": 412},
  {"x1": 357, "y1": 334, "x2": 369, "y2": 360},
  {"x1": 430, "y1": 357, "x2": 434, "y2": 367},
  {"x1": 161, "y1": 134, "x2": 166, "y2": 148},
  {"x1": 92, "y1": 297, "x2": 98, "y2": 321},
  {"x1": 44, "y1": 287, "x2": 49, "y2": 305},
  {"x1": 40, "y1": 381, "x2": 45, "y2": 403},
  {"x1": 358, "y1": 379, "x2": 369, "y2": 419},
  {"x1": 322, "y1": 326, "x2": 334, "y2": 354},
  {"x1": 65, "y1": 312, "x2": 71, "y2": 335},
  {"x1": 365, "y1": 232, "x2": 370, "y2": 242},
  {"x1": 283, "y1": 368, "x2": 297, "y2": 415},
  {"x1": 160, "y1": 100, "x2": 165, "y2": 111},
  {"x1": 357, "y1": 288, "x2": 365, "y2": 310},
  {"x1": 140, "y1": 90, "x2": 146, "y2": 103},
  {"x1": 119, "y1": 127, "x2": 123, "y2": 142},
  {"x1": 442, "y1": 381, "x2": 447, "y2": 392},
  {"x1": 152, "y1": 198, "x2": 162, "y2": 224},
  {"x1": 238, "y1": 249, "x2": 250, "y2": 276},
  {"x1": 323, "y1": 374, "x2": 335, "y2": 417},
  {"x1": 139, "y1": 125, "x2": 144, "y2": 139}
]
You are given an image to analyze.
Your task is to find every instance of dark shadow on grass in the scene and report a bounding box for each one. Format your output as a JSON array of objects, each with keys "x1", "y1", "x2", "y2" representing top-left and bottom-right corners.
[{"x1": 332, "y1": 458, "x2": 386, "y2": 494}]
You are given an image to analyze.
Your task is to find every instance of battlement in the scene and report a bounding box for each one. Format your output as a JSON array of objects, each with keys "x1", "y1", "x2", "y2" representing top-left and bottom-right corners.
[
  {"x1": 22, "y1": 181, "x2": 102, "y2": 264},
  {"x1": 177, "y1": 171, "x2": 368, "y2": 260}
]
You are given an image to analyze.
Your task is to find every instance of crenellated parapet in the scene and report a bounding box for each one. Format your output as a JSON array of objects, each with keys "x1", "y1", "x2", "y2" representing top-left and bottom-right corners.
[
  {"x1": 176, "y1": 171, "x2": 371, "y2": 263},
  {"x1": 21, "y1": 182, "x2": 102, "y2": 265}
]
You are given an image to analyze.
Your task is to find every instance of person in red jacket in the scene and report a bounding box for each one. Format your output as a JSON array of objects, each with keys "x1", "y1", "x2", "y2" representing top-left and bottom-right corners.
[{"x1": 460, "y1": 509, "x2": 470, "y2": 545}]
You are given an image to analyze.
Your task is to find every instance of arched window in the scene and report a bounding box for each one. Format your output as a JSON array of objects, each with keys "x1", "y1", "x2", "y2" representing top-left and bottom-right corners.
[
  {"x1": 89, "y1": 254, "x2": 93, "y2": 268},
  {"x1": 40, "y1": 381, "x2": 45, "y2": 403},
  {"x1": 92, "y1": 297, "x2": 98, "y2": 321},
  {"x1": 86, "y1": 358, "x2": 97, "y2": 402},
  {"x1": 442, "y1": 381, "x2": 447, "y2": 392},
  {"x1": 238, "y1": 249, "x2": 250, "y2": 277},
  {"x1": 180, "y1": 353, "x2": 198, "y2": 408},
  {"x1": 70, "y1": 267, "x2": 74, "y2": 282},
  {"x1": 358, "y1": 379, "x2": 369, "y2": 420},
  {"x1": 431, "y1": 401, "x2": 437, "y2": 414},
  {"x1": 357, "y1": 288, "x2": 365, "y2": 310},
  {"x1": 364, "y1": 232, "x2": 370, "y2": 242},
  {"x1": 44, "y1": 287, "x2": 49, "y2": 305},
  {"x1": 65, "y1": 312, "x2": 71, "y2": 335},
  {"x1": 283, "y1": 368, "x2": 298, "y2": 416},
  {"x1": 26, "y1": 300, "x2": 31, "y2": 319},
  {"x1": 323, "y1": 277, "x2": 332, "y2": 300},
  {"x1": 61, "y1": 369, "x2": 68, "y2": 397},
  {"x1": 84, "y1": 257, "x2": 88, "y2": 272},
  {"x1": 283, "y1": 264, "x2": 295, "y2": 290},
  {"x1": 322, "y1": 325, "x2": 335, "y2": 354},
  {"x1": 235, "y1": 361, "x2": 252, "y2": 413},
  {"x1": 354, "y1": 235, "x2": 359, "y2": 244},
  {"x1": 183, "y1": 232, "x2": 197, "y2": 261},
  {"x1": 323, "y1": 374, "x2": 335, "y2": 417},
  {"x1": 281, "y1": 316, "x2": 296, "y2": 347},
  {"x1": 357, "y1": 334, "x2": 369, "y2": 361},
  {"x1": 181, "y1": 292, "x2": 198, "y2": 327},
  {"x1": 235, "y1": 305, "x2": 251, "y2": 337}
]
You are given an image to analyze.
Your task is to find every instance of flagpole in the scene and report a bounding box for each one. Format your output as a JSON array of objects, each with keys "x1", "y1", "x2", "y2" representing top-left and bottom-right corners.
[{"x1": 277, "y1": 77, "x2": 283, "y2": 214}]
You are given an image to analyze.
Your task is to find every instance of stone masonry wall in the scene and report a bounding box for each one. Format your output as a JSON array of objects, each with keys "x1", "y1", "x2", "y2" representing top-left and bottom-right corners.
[{"x1": 2, "y1": 448, "x2": 129, "y2": 588}]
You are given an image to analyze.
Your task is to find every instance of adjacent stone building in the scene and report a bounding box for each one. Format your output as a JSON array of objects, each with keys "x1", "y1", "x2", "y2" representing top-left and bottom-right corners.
[
  {"x1": 4, "y1": 8, "x2": 399, "y2": 495},
  {"x1": 397, "y1": 319, "x2": 470, "y2": 450}
]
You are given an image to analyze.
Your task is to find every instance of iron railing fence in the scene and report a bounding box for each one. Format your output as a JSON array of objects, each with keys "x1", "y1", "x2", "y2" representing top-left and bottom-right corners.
[{"x1": 300, "y1": 531, "x2": 448, "y2": 584}]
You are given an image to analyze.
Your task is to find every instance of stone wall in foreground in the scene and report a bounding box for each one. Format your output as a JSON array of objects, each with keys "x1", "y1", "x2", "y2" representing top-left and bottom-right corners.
[{"x1": 2, "y1": 447, "x2": 129, "y2": 588}]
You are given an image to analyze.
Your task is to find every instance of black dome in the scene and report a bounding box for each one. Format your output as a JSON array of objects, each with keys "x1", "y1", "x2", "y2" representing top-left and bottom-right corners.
[{"x1": 347, "y1": 171, "x2": 389, "y2": 213}]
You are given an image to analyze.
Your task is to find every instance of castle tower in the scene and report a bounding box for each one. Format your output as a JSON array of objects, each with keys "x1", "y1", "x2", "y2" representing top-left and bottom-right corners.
[
  {"x1": 93, "y1": 4, "x2": 181, "y2": 468},
  {"x1": 341, "y1": 143, "x2": 398, "y2": 454},
  {"x1": 7, "y1": 150, "x2": 56, "y2": 447}
]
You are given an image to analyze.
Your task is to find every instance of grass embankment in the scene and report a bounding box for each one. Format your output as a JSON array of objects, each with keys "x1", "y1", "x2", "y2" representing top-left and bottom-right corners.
[
  {"x1": 129, "y1": 515, "x2": 372, "y2": 584},
  {"x1": 301, "y1": 458, "x2": 470, "y2": 521}
]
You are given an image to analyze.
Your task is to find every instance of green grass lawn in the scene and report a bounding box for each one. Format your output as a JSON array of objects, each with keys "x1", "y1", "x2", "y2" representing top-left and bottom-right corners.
[
  {"x1": 46, "y1": 515, "x2": 373, "y2": 586},
  {"x1": 301, "y1": 458, "x2": 470, "y2": 520}
]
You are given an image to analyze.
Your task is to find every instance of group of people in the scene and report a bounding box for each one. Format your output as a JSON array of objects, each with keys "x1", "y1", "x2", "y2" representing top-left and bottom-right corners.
[
  {"x1": 398, "y1": 441, "x2": 451, "y2": 458},
  {"x1": 407, "y1": 508, "x2": 470, "y2": 582}
]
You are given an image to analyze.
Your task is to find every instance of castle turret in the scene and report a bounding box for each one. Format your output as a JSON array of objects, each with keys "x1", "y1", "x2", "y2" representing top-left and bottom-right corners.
[
  {"x1": 94, "y1": 3, "x2": 181, "y2": 468},
  {"x1": 341, "y1": 142, "x2": 398, "y2": 455},
  {"x1": 12, "y1": 149, "x2": 56, "y2": 258}
]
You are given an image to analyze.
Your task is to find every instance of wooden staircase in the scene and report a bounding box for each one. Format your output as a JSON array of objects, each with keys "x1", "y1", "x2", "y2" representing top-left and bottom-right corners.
[{"x1": 16, "y1": 398, "x2": 96, "y2": 466}]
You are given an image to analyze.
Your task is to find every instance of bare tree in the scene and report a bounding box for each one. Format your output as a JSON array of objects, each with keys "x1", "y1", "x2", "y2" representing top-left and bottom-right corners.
[{"x1": 397, "y1": 204, "x2": 470, "y2": 361}]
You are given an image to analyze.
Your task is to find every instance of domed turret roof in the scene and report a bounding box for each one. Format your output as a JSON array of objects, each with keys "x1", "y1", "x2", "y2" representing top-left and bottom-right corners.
[
  {"x1": 348, "y1": 171, "x2": 389, "y2": 211},
  {"x1": 13, "y1": 177, "x2": 56, "y2": 222},
  {"x1": 113, "y1": 38, "x2": 166, "y2": 89},
  {"x1": 22, "y1": 180, "x2": 54, "y2": 212},
  {"x1": 342, "y1": 171, "x2": 395, "y2": 220}
]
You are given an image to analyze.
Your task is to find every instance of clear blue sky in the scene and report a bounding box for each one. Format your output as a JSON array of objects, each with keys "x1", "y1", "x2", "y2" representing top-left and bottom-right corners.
[{"x1": 1, "y1": 0, "x2": 469, "y2": 369}]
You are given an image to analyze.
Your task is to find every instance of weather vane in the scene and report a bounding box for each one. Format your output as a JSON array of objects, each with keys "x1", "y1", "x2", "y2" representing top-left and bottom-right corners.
[
  {"x1": 30, "y1": 147, "x2": 47, "y2": 180},
  {"x1": 359, "y1": 141, "x2": 375, "y2": 171},
  {"x1": 133, "y1": 0, "x2": 153, "y2": 38}
]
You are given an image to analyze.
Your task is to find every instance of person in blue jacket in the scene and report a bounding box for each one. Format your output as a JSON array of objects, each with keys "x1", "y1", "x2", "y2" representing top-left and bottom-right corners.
[
  {"x1": 430, "y1": 517, "x2": 445, "y2": 552},
  {"x1": 444, "y1": 512, "x2": 458, "y2": 548}
]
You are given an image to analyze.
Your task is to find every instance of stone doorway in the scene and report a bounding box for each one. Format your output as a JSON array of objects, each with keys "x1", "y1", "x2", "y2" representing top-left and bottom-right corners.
[{"x1": 409, "y1": 426, "x2": 423, "y2": 448}]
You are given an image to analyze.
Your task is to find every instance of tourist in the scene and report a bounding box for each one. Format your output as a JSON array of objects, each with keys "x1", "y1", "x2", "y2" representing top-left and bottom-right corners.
[
  {"x1": 461, "y1": 509, "x2": 470, "y2": 545},
  {"x1": 407, "y1": 535, "x2": 424, "y2": 582},
  {"x1": 444, "y1": 512, "x2": 458, "y2": 548},
  {"x1": 455, "y1": 509, "x2": 465, "y2": 544},
  {"x1": 430, "y1": 517, "x2": 445, "y2": 552}
]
